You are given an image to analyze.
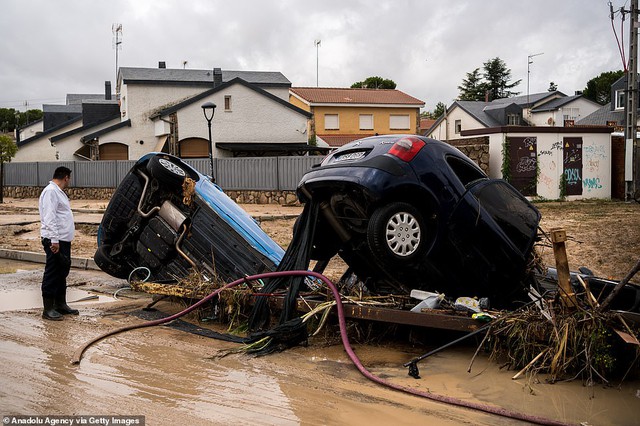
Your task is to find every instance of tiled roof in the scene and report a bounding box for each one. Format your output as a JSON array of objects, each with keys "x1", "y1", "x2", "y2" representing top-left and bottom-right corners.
[
  {"x1": 318, "y1": 134, "x2": 375, "y2": 147},
  {"x1": 577, "y1": 103, "x2": 624, "y2": 126},
  {"x1": 420, "y1": 118, "x2": 436, "y2": 129},
  {"x1": 290, "y1": 87, "x2": 424, "y2": 105},
  {"x1": 119, "y1": 67, "x2": 291, "y2": 86},
  {"x1": 490, "y1": 91, "x2": 566, "y2": 108},
  {"x1": 531, "y1": 95, "x2": 583, "y2": 112}
]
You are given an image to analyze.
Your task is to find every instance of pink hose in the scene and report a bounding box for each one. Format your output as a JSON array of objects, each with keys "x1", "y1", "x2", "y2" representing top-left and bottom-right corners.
[{"x1": 73, "y1": 270, "x2": 575, "y2": 426}]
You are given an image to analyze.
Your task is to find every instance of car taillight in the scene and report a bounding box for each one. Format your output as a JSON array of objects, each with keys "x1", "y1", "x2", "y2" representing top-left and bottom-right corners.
[{"x1": 388, "y1": 137, "x2": 425, "y2": 162}]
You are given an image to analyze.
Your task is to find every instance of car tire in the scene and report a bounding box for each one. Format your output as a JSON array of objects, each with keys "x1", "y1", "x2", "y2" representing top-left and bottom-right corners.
[
  {"x1": 94, "y1": 244, "x2": 132, "y2": 279},
  {"x1": 147, "y1": 155, "x2": 187, "y2": 186},
  {"x1": 367, "y1": 202, "x2": 426, "y2": 265}
]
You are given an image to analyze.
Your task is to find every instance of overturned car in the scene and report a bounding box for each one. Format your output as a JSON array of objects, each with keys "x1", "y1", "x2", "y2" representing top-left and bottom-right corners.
[
  {"x1": 297, "y1": 134, "x2": 541, "y2": 306},
  {"x1": 94, "y1": 153, "x2": 284, "y2": 283}
]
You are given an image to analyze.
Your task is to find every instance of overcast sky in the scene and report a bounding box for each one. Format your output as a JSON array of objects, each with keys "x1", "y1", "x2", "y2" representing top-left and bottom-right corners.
[{"x1": 0, "y1": 0, "x2": 627, "y2": 112}]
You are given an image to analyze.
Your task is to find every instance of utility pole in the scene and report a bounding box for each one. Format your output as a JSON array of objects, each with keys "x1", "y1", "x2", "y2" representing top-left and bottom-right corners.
[{"x1": 624, "y1": 0, "x2": 639, "y2": 200}]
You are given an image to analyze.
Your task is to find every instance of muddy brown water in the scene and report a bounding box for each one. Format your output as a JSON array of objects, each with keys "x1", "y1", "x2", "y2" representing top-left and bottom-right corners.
[{"x1": 0, "y1": 267, "x2": 639, "y2": 425}]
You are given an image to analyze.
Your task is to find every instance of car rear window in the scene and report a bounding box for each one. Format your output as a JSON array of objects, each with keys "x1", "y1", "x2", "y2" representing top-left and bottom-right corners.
[
  {"x1": 446, "y1": 155, "x2": 486, "y2": 187},
  {"x1": 470, "y1": 180, "x2": 540, "y2": 255}
]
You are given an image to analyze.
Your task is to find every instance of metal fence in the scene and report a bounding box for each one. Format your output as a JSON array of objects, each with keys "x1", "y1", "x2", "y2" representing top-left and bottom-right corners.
[{"x1": 3, "y1": 156, "x2": 325, "y2": 191}]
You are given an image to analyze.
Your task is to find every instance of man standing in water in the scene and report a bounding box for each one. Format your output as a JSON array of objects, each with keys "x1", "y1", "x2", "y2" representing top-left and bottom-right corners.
[{"x1": 39, "y1": 166, "x2": 79, "y2": 320}]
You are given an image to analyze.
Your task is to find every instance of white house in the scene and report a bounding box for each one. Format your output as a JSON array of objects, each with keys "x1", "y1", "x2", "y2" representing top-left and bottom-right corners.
[
  {"x1": 426, "y1": 91, "x2": 601, "y2": 141},
  {"x1": 13, "y1": 64, "x2": 321, "y2": 162}
]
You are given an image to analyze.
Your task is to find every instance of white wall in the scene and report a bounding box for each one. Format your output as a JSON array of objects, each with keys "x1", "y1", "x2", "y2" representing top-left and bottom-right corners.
[
  {"x1": 427, "y1": 106, "x2": 485, "y2": 141},
  {"x1": 13, "y1": 120, "x2": 81, "y2": 162},
  {"x1": 528, "y1": 98, "x2": 601, "y2": 127},
  {"x1": 489, "y1": 130, "x2": 611, "y2": 200},
  {"x1": 172, "y1": 83, "x2": 309, "y2": 158},
  {"x1": 18, "y1": 121, "x2": 44, "y2": 141}
]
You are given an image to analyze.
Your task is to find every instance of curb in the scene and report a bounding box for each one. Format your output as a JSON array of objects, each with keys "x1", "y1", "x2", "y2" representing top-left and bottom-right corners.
[{"x1": 0, "y1": 248, "x2": 100, "y2": 271}]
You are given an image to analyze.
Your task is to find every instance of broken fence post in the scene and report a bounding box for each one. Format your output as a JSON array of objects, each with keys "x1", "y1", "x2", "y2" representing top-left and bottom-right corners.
[{"x1": 549, "y1": 228, "x2": 577, "y2": 307}]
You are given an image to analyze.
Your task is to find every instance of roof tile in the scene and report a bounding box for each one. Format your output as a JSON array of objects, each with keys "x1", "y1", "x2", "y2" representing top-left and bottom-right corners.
[{"x1": 291, "y1": 87, "x2": 424, "y2": 105}]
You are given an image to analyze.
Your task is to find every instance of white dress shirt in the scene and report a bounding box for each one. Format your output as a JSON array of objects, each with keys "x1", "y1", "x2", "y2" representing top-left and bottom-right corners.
[{"x1": 39, "y1": 181, "x2": 75, "y2": 243}]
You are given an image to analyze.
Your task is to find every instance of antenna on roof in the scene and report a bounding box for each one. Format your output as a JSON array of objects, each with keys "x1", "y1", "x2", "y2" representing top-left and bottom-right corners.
[
  {"x1": 314, "y1": 39, "x2": 321, "y2": 87},
  {"x1": 112, "y1": 23, "x2": 123, "y2": 87},
  {"x1": 527, "y1": 52, "x2": 544, "y2": 112}
]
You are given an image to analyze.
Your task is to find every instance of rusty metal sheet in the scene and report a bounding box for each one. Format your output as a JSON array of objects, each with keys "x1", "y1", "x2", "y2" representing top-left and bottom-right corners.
[{"x1": 295, "y1": 298, "x2": 480, "y2": 332}]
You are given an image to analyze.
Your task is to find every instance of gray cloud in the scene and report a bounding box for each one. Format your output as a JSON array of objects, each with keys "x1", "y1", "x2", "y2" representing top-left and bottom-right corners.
[{"x1": 0, "y1": 0, "x2": 625, "y2": 111}]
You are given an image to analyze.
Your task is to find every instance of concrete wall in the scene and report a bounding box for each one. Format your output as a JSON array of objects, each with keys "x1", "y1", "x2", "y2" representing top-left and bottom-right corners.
[{"x1": 488, "y1": 130, "x2": 611, "y2": 200}]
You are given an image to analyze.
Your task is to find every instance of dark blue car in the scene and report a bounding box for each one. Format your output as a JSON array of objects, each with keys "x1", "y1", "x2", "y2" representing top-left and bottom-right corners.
[{"x1": 297, "y1": 134, "x2": 541, "y2": 306}]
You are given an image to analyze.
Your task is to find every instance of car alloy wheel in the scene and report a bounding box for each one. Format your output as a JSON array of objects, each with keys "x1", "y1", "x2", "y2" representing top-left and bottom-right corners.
[
  {"x1": 159, "y1": 158, "x2": 186, "y2": 177},
  {"x1": 147, "y1": 155, "x2": 188, "y2": 186},
  {"x1": 367, "y1": 202, "x2": 425, "y2": 264},
  {"x1": 385, "y1": 211, "x2": 421, "y2": 256}
]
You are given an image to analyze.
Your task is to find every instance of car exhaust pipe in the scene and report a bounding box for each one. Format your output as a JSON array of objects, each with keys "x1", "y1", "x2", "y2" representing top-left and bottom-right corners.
[{"x1": 320, "y1": 201, "x2": 351, "y2": 243}]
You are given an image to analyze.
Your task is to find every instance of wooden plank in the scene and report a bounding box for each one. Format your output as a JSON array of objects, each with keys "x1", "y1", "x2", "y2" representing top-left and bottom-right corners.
[{"x1": 550, "y1": 228, "x2": 577, "y2": 307}]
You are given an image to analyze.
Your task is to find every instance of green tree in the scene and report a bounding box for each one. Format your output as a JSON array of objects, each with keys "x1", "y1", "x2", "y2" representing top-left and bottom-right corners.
[
  {"x1": 548, "y1": 81, "x2": 558, "y2": 92},
  {"x1": 482, "y1": 57, "x2": 521, "y2": 100},
  {"x1": 458, "y1": 68, "x2": 487, "y2": 101},
  {"x1": 582, "y1": 70, "x2": 624, "y2": 105},
  {"x1": 0, "y1": 108, "x2": 43, "y2": 132},
  {"x1": 420, "y1": 101, "x2": 447, "y2": 119},
  {"x1": 350, "y1": 76, "x2": 397, "y2": 89},
  {"x1": 0, "y1": 134, "x2": 18, "y2": 203},
  {"x1": 431, "y1": 101, "x2": 447, "y2": 119}
]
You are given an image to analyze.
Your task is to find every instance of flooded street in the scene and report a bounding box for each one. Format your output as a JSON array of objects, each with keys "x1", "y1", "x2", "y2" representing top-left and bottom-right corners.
[{"x1": 1, "y1": 265, "x2": 639, "y2": 425}]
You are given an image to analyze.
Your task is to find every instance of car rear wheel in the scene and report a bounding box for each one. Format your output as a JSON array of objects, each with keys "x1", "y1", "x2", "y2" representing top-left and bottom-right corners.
[
  {"x1": 147, "y1": 155, "x2": 187, "y2": 186},
  {"x1": 367, "y1": 202, "x2": 425, "y2": 264}
]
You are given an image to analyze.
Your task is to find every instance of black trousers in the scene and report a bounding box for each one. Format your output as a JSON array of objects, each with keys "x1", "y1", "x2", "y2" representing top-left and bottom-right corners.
[{"x1": 41, "y1": 239, "x2": 71, "y2": 298}]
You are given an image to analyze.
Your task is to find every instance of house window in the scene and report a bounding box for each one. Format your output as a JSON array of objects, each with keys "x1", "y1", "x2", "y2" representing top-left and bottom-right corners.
[
  {"x1": 615, "y1": 90, "x2": 625, "y2": 110},
  {"x1": 324, "y1": 114, "x2": 339, "y2": 130},
  {"x1": 359, "y1": 114, "x2": 374, "y2": 130},
  {"x1": 562, "y1": 107, "x2": 579, "y2": 121},
  {"x1": 224, "y1": 95, "x2": 232, "y2": 111},
  {"x1": 454, "y1": 119, "x2": 462, "y2": 134},
  {"x1": 507, "y1": 114, "x2": 520, "y2": 125},
  {"x1": 390, "y1": 114, "x2": 410, "y2": 130}
]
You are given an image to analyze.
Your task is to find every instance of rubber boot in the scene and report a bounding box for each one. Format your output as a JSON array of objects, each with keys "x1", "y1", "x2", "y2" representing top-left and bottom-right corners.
[
  {"x1": 55, "y1": 293, "x2": 79, "y2": 315},
  {"x1": 42, "y1": 297, "x2": 63, "y2": 321}
]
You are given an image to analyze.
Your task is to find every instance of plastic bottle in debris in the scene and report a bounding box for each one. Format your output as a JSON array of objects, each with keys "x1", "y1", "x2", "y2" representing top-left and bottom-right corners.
[{"x1": 454, "y1": 297, "x2": 490, "y2": 313}]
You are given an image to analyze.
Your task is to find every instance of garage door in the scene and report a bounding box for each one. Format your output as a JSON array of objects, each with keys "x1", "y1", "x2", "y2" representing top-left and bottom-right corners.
[
  {"x1": 99, "y1": 143, "x2": 128, "y2": 160},
  {"x1": 180, "y1": 138, "x2": 209, "y2": 158}
]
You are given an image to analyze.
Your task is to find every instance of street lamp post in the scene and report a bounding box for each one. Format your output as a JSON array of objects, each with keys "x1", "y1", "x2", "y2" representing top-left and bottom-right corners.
[{"x1": 201, "y1": 101, "x2": 216, "y2": 183}]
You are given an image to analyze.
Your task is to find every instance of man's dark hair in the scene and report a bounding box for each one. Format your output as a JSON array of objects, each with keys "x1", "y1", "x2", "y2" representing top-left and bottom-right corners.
[{"x1": 53, "y1": 166, "x2": 72, "y2": 180}]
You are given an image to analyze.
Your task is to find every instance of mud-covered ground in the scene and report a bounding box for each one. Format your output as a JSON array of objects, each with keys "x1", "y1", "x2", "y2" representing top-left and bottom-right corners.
[{"x1": 0, "y1": 198, "x2": 639, "y2": 425}]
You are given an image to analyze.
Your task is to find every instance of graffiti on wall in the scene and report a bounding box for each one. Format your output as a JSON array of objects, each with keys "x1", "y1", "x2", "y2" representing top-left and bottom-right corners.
[
  {"x1": 583, "y1": 177, "x2": 602, "y2": 191},
  {"x1": 563, "y1": 138, "x2": 583, "y2": 196}
]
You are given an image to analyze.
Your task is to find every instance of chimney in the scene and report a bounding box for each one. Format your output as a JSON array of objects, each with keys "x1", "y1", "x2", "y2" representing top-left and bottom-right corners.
[
  {"x1": 159, "y1": 61, "x2": 166, "y2": 69},
  {"x1": 213, "y1": 68, "x2": 222, "y2": 87},
  {"x1": 105, "y1": 81, "x2": 112, "y2": 100},
  {"x1": 575, "y1": 90, "x2": 583, "y2": 96}
]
